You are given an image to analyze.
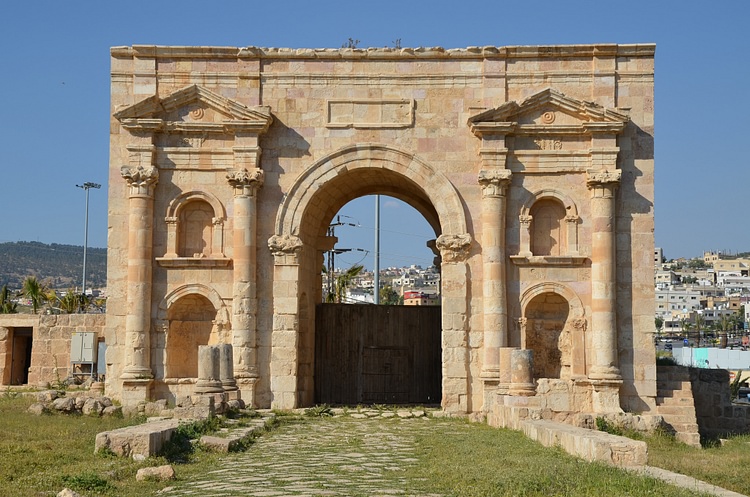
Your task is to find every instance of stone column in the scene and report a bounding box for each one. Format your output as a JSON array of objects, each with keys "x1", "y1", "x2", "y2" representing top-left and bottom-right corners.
[
  {"x1": 518, "y1": 215, "x2": 533, "y2": 257},
  {"x1": 219, "y1": 343, "x2": 237, "y2": 393},
  {"x1": 195, "y1": 345, "x2": 223, "y2": 394},
  {"x1": 120, "y1": 165, "x2": 158, "y2": 385},
  {"x1": 586, "y1": 169, "x2": 622, "y2": 381},
  {"x1": 436, "y1": 233, "x2": 472, "y2": 413},
  {"x1": 509, "y1": 349, "x2": 535, "y2": 396},
  {"x1": 226, "y1": 167, "x2": 263, "y2": 405},
  {"x1": 478, "y1": 169, "x2": 512, "y2": 380},
  {"x1": 268, "y1": 234, "x2": 304, "y2": 409}
]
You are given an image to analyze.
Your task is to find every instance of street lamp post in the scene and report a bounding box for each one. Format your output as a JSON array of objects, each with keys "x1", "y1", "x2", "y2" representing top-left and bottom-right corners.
[{"x1": 76, "y1": 182, "x2": 101, "y2": 310}]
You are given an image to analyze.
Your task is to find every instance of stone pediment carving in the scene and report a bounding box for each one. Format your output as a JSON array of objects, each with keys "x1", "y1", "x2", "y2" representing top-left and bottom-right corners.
[
  {"x1": 468, "y1": 88, "x2": 628, "y2": 137},
  {"x1": 114, "y1": 85, "x2": 272, "y2": 134}
]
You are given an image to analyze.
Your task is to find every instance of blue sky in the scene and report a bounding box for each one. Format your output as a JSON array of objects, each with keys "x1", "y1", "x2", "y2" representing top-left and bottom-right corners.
[{"x1": 1, "y1": 1, "x2": 748, "y2": 270}]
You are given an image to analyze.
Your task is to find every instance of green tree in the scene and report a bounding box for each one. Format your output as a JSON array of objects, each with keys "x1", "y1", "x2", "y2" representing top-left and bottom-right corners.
[
  {"x1": 20, "y1": 276, "x2": 48, "y2": 314},
  {"x1": 654, "y1": 316, "x2": 664, "y2": 335},
  {"x1": 379, "y1": 285, "x2": 401, "y2": 305},
  {"x1": 0, "y1": 285, "x2": 17, "y2": 314},
  {"x1": 695, "y1": 314, "x2": 706, "y2": 346},
  {"x1": 687, "y1": 259, "x2": 707, "y2": 269},
  {"x1": 325, "y1": 265, "x2": 364, "y2": 303},
  {"x1": 58, "y1": 289, "x2": 88, "y2": 314}
]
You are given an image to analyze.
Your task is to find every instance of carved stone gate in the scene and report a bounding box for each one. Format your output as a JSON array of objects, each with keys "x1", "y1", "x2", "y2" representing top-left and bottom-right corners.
[{"x1": 315, "y1": 304, "x2": 441, "y2": 405}]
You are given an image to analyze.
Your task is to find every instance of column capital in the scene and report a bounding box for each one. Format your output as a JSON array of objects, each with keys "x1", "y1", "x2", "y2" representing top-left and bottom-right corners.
[
  {"x1": 586, "y1": 168, "x2": 621, "y2": 188},
  {"x1": 436, "y1": 233, "x2": 472, "y2": 263},
  {"x1": 227, "y1": 167, "x2": 264, "y2": 196},
  {"x1": 268, "y1": 234, "x2": 303, "y2": 263},
  {"x1": 478, "y1": 169, "x2": 512, "y2": 198},
  {"x1": 519, "y1": 214, "x2": 533, "y2": 227},
  {"x1": 121, "y1": 165, "x2": 158, "y2": 198}
]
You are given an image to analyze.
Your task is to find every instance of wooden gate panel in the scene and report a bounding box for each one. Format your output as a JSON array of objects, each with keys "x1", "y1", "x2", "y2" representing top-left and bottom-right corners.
[{"x1": 315, "y1": 304, "x2": 441, "y2": 405}]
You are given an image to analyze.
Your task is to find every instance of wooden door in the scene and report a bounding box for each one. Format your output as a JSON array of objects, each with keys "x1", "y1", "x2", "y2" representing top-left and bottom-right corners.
[{"x1": 315, "y1": 304, "x2": 441, "y2": 405}]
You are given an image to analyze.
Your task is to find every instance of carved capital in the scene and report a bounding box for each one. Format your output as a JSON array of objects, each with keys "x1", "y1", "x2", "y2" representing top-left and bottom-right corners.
[
  {"x1": 565, "y1": 214, "x2": 579, "y2": 224},
  {"x1": 121, "y1": 165, "x2": 158, "y2": 197},
  {"x1": 268, "y1": 234, "x2": 303, "y2": 256},
  {"x1": 436, "y1": 233, "x2": 472, "y2": 263},
  {"x1": 227, "y1": 168, "x2": 264, "y2": 196},
  {"x1": 570, "y1": 318, "x2": 588, "y2": 332},
  {"x1": 586, "y1": 169, "x2": 621, "y2": 189},
  {"x1": 478, "y1": 169, "x2": 512, "y2": 198},
  {"x1": 519, "y1": 214, "x2": 533, "y2": 227}
]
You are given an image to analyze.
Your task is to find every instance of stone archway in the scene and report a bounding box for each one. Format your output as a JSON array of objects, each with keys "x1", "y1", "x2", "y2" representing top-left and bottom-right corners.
[{"x1": 269, "y1": 144, "x2": 472, "y2": 411}]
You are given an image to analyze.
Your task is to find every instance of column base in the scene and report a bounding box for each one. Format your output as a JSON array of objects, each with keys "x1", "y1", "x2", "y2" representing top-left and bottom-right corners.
[
  {"x1": 482, "y1": 378, "x2": 500, "y2": 411},
  {"x1": 195, "y1": 379, "x2": 224, "y2": 394},
  {"x1": 120, "y1": 366, "x2": 153, "y2": 380},
  {"x1": 120, "y1": 378, "x2": 153, "y2": 405},
  {"x1": 237, "y1": 377, "x2": 258, "y2": 408},
  {"x1": 588, "y1": 365, "x2": 622, "y2": 381},
  {"x1": 583, "y1": 378, "x2": 623, "y2": 414},
  {"x1": 508, "y1": 383, "x2": 536, "y2": 397}
]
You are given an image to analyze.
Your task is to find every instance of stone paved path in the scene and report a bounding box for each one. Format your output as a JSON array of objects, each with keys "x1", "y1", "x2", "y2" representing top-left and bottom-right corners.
[{"x1": 160, "y1": 415, "x2": 444, "y2": 497}]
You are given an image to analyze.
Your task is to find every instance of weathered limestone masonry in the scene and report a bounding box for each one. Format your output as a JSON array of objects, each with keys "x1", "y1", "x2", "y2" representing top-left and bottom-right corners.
[
  {"x1": 106, "y1": 44, "x2": 656, "y2": 417},
  {"x1": 0, "y1": 313, "x2": 105, "y2": 387}
]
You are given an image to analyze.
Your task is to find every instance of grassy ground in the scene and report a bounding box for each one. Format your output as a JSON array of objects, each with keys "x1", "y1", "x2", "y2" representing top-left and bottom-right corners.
[
  {"x1": 406, "y1": 419, "x2": 708, "y2": 497},
  {"x1": 0, "y1": 394, "x2": 738, "y2": 497},
  {"x1": 647, "y1": 431, "x2": 750, "y2": 495}
]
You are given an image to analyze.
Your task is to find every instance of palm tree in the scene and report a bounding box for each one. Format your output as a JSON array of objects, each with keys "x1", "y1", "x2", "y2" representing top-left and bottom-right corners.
[
  {"x1": 20, "y1": 276, "x2": 48, "y2": 314},
  {"x1": 0, "y1": 285, "x2": 17, "y2": 314},
  {"x1": 334, "y1": 264, "x2": 364, "y2": 303},
  {"x1": 58, "y1": 289, "x2": 84, "y2": 314}
]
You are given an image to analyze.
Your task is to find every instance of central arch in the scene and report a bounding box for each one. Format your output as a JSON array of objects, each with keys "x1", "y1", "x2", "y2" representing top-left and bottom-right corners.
[{"x1": 270, "y1": 144, "x2": 471, "y2": 410}]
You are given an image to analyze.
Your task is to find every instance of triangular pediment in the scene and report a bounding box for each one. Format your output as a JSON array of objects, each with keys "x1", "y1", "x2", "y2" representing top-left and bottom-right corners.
[
  {"x1": 468, "y1": 88, "x2": 628, "y2": 133},
  {"x1": 114, "y1": 85, "x2": 272, "y2": 133}
]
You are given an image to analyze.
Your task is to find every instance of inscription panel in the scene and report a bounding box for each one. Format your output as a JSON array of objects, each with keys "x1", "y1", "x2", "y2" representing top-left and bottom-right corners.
[{"x1": 327, "y1": 99, "x2": 414, "y2": 129}]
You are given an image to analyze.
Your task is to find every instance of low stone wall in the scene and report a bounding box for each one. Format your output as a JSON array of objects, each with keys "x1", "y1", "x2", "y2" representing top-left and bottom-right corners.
[
  {"x1": 0, "y1": 313, "x2": 105, "y2": 388},
  {"x1": 31, "y1": 314, "x2": 105, "y2": 386},
  {"x1": 486, "y1": 394, "x2": 648, "y2": 467},
  {"x1": 682, "y1": 366, "x2": 750, "y2": 439}
]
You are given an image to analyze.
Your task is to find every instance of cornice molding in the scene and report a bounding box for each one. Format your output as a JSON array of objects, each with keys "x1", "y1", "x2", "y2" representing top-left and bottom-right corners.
[
  {"x1": 111, "y1": 44, "x2": 654, "y2": 61},
  {"x1": 468, "y1": 88, "x2": 629, "y2": 128},
  {"x1": 114, "y1": 84, "x2": 272, "y2": 135}
]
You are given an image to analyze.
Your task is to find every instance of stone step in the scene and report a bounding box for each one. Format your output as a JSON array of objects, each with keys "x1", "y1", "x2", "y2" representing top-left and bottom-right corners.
[
  {"x1": 675, "y1": 431, "x2": 702, "y2": 447},
  {"x1": 655, "y1": 395, "x2": 694, "y2": 406},
  {"x1": 656, "y1": 380, "x2": 691, "y2": 391},
  {"x1": 666, "y1": 422, "x2": 700, "y2": 433},
  {"x1": 655, "y1": 405, "x2": 696, "y2": 417}
]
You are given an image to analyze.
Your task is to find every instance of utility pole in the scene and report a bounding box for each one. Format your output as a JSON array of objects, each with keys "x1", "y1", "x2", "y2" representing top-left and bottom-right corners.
[
  {"x1": 374, "y1": 195, "x2": 380, "y2": 304},
  {"x1": 326, "y1": 215, "x2": 358, "y2": 302},
  {"x1": 76, "y1": 182, "x2": 101, "y2": 310}
]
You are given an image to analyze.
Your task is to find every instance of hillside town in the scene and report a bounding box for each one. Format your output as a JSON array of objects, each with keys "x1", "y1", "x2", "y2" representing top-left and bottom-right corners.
[{"x1": 655, "y1": 249, "x2": 750, "y2": 343}]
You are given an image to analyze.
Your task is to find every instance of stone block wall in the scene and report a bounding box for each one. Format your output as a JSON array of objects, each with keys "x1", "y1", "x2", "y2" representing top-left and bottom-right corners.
[
  {"x1": 0, "y1": 313, "x2": 105, "y2": 388},
  {"x1": 679, "y1": 366, "x2": 750, "y2": 439}
]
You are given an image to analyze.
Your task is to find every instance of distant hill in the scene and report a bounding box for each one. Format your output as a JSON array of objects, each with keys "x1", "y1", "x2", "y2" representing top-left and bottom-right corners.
[{"x1": 0, "y1": 241, "x2": 106, "y2": 290}]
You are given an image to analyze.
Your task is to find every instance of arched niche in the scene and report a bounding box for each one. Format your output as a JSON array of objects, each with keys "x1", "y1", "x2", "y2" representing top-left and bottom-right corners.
[
  {"x1": 154, "y1": 284, "x2": 231, "y2": 379},
  {"x1": 518, "y1": 189, "x2": 580, "y2": 258},
  {"x1": 158, "y1": 191, "x2": 228, "y2": 265},
  {"x1": 518, "y1": 282, "x2": 587, "y2": 378}
]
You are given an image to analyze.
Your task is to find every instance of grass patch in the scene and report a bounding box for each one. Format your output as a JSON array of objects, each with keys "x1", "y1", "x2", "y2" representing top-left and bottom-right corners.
[
  {"x1": 406, "y1": 418, "x2": 704, "y2": 497},
  {"x1": 0, "y1": 396, "x2": 247, "y2": 496},
  {"x1": 646, "y1": 431, "x2": 750, "y2": 495}
]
